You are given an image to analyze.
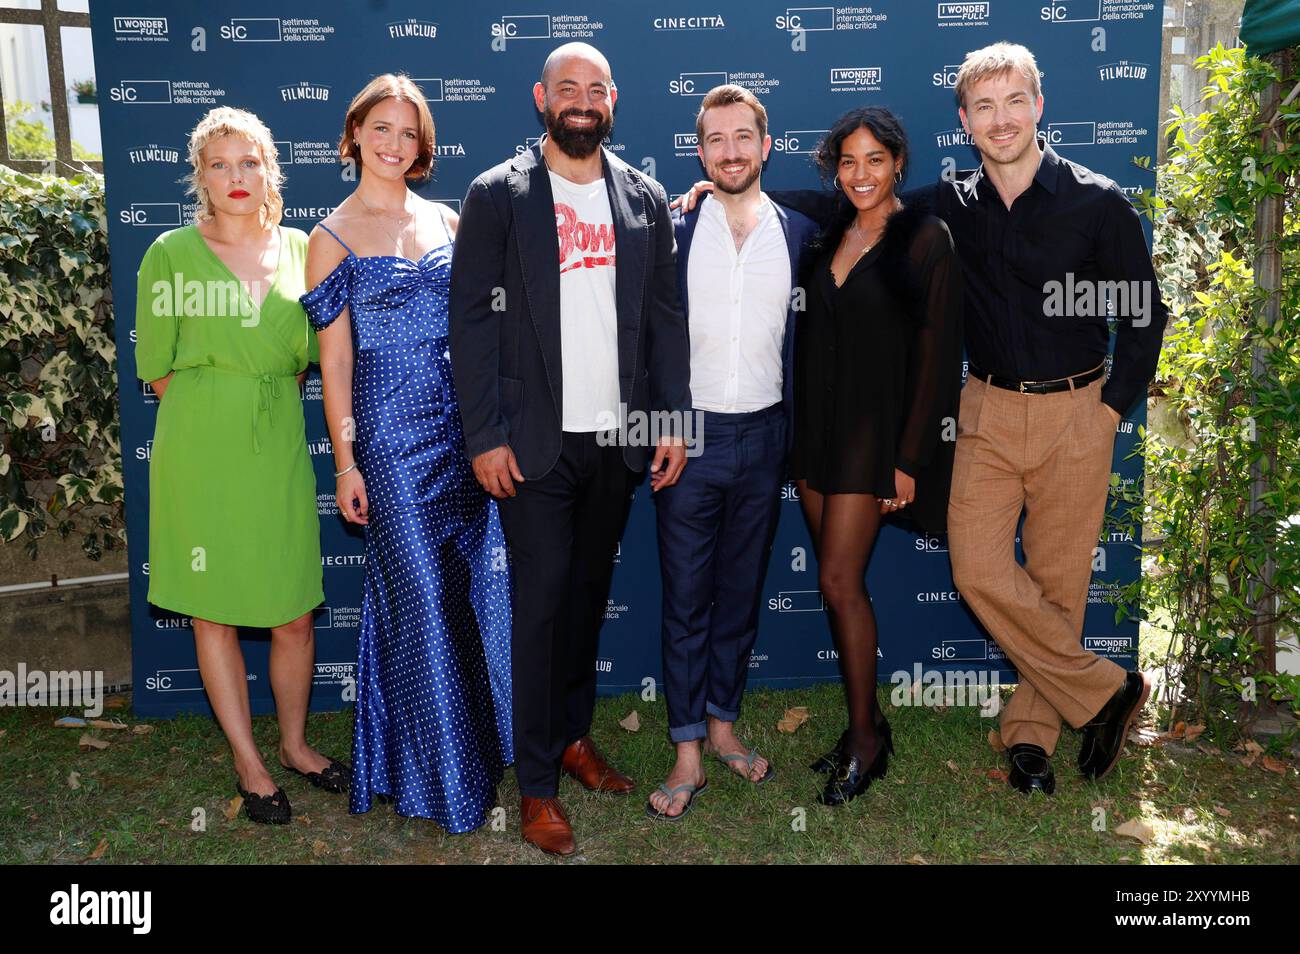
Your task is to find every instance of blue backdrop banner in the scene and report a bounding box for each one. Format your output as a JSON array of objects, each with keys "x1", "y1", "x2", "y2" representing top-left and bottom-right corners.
[{"x1": 88, "y1": 0, "x2": 1161, "y2": 718}]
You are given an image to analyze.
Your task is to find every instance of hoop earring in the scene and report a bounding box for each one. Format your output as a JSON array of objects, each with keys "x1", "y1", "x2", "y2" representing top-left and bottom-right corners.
[
  {"x1": 895, "y1": 169, "x2": 903, "y2": 183},
  {"x1": 833, "y1": 174, "x2": 841, "y2": 191}
]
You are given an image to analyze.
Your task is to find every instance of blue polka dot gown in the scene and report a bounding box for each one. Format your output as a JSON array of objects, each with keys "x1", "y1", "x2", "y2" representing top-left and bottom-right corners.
[{"x1": 302, "y1": 213, "x2": 513, "y2": 834}]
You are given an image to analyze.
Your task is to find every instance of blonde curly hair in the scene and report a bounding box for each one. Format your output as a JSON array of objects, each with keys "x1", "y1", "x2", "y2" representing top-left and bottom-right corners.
[{"x1": 184, "y1": 106, "x2": 285, "y2": 227}]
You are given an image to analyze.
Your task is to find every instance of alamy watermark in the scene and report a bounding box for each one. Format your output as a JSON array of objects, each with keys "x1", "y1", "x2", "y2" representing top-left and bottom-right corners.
[
  {"x1": 1043, "y1": 273, "x2": 1153, "y2": 328},
  {"x1": 889, "y1": 663, "x2": 1001, "y2": 716},
  {"x1": 0, "y1": 664, "x2": 104, "y2": 717},
  {"x1": 595, "y1": 404, "x2": 706, "y2": 457}
]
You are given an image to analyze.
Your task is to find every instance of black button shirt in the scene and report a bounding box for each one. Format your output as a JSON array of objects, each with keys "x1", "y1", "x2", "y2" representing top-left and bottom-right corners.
[{"x1": 908, "y1": 145, "x2": 1167, "y2": 415}]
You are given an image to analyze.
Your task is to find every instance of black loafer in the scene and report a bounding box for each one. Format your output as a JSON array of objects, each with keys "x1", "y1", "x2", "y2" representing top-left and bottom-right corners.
[
  {"x1": 1006, "y1": 743, "x2": 1055, "y2": 795},
  {"x1": 810, "y1": 719, "x2": 892, "y2": 774},
  {"x1": 1078, "y1": 671, "x2": 1151, "y2": 780}
]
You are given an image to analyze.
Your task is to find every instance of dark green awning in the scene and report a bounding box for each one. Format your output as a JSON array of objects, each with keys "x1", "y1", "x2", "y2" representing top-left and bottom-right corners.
[{"x1": 1241, "y1": 0, "x2": 1300, "y2": 56}]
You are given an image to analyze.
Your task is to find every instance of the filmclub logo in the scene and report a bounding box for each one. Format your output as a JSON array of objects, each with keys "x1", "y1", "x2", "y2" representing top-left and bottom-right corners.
[
  {"x1": 386, "y1": 18, "x2": 438, "y2": 39},
  {"x1": 1099, "y1": 60, "x2": 1150, "y2": 82},
  {"x1": 109, "y1": 79, "x2": 171, "y2": 104},
  {"x1": 279, "y1": 81, "x2": 330, "y2": 103},
  {"x1": 127, "y1": 144, "x2": 180, "y2": 164},
  {"x1": 772, "y1": 129, "x2": 828, "y2": 154},
  {"x1": 113, "y1": 16, "x2": 167, "y2": 40}
]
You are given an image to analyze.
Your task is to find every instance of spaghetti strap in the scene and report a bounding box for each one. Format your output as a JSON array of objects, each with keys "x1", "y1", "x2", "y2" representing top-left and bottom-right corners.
[
  {"x1": 317, "y1": 223, "x2": 355, "y2": 257},
  {"x1": 435, "y1": 203, "x2": 452, "y2": 246}
]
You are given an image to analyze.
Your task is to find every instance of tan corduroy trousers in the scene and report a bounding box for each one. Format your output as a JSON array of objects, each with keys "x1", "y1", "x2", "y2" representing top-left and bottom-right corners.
[{"x1": 947, "y1": 373, "x2": 1126, "y2": 754}]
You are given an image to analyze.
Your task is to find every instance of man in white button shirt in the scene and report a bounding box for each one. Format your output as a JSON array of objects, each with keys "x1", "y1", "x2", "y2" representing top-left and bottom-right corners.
[{"x1": 647, "y1": 85, "x2": 819, "y2": 820}]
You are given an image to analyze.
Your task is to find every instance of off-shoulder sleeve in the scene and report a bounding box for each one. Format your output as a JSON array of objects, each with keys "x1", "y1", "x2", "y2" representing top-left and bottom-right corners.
[
  {"x1": 895, "y1": 217, "x2": 964, "y2": 477},
  {"x1": 134, "y1": 239, "x2": 178, "y2": 382},
  {"x1": 300, "y1": 255, "x2": 353, "y2": 331}
]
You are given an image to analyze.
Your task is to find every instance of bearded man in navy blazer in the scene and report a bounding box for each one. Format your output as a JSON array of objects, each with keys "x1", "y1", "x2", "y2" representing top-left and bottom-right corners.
[
  {"x1": 449, "y1": 42, "x2": 691, "y2": 856},
  {"x1": 646, "y1": 85, "x2": 819, "y2": 821}
]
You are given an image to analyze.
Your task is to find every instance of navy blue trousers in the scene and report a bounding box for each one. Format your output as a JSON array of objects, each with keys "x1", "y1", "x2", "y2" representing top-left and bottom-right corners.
[{"x1": 654, "y1": 404, "x2": 786, "y2": 742}]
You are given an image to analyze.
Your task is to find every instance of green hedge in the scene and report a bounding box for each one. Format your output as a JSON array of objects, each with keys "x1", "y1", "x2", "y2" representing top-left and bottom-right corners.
[{"x1": 0, "y1": 165, "x2": 122, "y2": 560}]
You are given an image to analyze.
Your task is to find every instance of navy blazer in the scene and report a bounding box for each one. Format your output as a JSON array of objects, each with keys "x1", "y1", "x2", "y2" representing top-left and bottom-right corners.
[
  {"x1": 449, "y1": 143, "x2": 692, "y2": 479},
  {"x1": 671, "y1": 195, "x2": 820, "y2": 452}
]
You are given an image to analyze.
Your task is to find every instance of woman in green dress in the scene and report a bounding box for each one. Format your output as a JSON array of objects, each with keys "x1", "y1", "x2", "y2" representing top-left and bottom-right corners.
[{"x1": 135, "y1": 106, "x2": 345, "y2": 824}]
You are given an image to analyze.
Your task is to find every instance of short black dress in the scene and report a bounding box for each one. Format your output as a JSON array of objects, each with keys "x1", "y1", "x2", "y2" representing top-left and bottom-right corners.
[{"x1": 790, "y1": 204, "x2": 964, "y2": 533}]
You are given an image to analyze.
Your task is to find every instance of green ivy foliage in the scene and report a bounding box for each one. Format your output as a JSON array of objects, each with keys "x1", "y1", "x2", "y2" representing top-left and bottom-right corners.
[
  {"x1": 1117, "y1": 45, "x2": 1300, "y2": 741},
  {"x1": 0, "y1": 165, "x2": 122, "y2": 560}
]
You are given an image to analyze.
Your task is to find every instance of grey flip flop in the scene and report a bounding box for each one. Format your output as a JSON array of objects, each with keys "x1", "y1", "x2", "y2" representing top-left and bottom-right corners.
[
  {"x1": 644, "y1": 778, "x2": 708, "y2": 822},
  {"x1": 717, "y1": 748, "x2": 775, "y2": 785}
]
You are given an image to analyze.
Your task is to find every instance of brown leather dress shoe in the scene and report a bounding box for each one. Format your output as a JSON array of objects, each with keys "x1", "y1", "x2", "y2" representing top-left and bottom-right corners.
[
  {"x1": 561, "y1": 736, "x2": 635, "y2": 794},
  {"x1": 520, "y1": 797, "x2": 576, "y2": 856}
]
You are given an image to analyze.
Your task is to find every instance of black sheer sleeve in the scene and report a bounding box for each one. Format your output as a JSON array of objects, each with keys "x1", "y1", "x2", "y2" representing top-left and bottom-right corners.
[
  {"x1": 895, "y1": 217, "x2": 964, "y2": 477},
  {"x1": 767, "y1": 189, "x2": 841, "y2": 228}
]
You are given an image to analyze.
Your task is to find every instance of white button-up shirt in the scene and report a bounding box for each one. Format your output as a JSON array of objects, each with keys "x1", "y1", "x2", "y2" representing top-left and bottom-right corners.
[{"x1": 685, "y1": 194, "x2": 792, "y2": 413}]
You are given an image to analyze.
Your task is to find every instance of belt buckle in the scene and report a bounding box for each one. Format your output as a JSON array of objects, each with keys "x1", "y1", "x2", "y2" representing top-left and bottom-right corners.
[{"x1": 1019, "y1": 381, "x2": 1028, "y2": 393}]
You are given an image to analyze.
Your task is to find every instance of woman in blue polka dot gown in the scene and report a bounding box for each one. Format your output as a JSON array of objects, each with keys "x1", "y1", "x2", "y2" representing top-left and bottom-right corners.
[{"x1": 302, "y1": 76, "x2": 512, "y2": 834}]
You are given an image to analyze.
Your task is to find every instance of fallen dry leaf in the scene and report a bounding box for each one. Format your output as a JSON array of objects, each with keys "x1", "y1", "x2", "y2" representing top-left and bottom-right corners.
[
  {"x1": 1130, "y1": 727, "x2": 1162, "y2": 747},
  {"x1": 104, "y1": 696, "x2": 129, "y2": 709},
  {"x1": 298, "y1": 814, "x2": 313, "y2": 827},
  {"x1": 132, "y1": 724, "x2": 153, "y2": 735},
  {"x1": 987, "y1": 729, "x2": 1006, "y2": 753},
  {"x1": 1114, "y1": 818, "x2": 1154, "y2": 844},
  {"x1": 312, "y1": 840, "x2": 329, "y2": 857},
  {"x1": 67, "y1": 771, "x2": 81, "y2": 790},
  {"x1": 618, "y1": 710, "x2": 640, "y2": 732},
  {"x1": 1242, "y1": 752, "x2": 1260, "y2": 769},
  {"x1": 78, "y1": 734, "x2": 109, "y2": 751},
  {"x1": 1213, "y1": 805, "x2": 1231, "y2": 817},
  {"x1": 945, "y1": 760, "x2": 960, "y2": 772},
  {"x1": 224, "y1": 796, "x2": 242, "y2": 822},
  {"x1": 1196, "y1": 742, "x2": 1218, "y2": 757},
  {"x1": 1171, "y1": 720, "x2": 1186, "y2": 739},
  {"x1": 1184, "y1": 723, "x2": 1206, "y2": 742},
  {"x1": 1244, "y1": 740, "x2": 1265, "y2": 756},
  {"x1": 209, "y1": 752, "x2": 226, "y2": 763},
  {"x1": 1261, "y1": 755, "x2": 1286, "y2": 775},
  {"x1": 87, "y1": 838, "x2": 108, "y2": 860},
  {"x1": 88, "y1": 719, "x2": 128, "y2": 731},
  {"x1": 169, "y1": 746, "x2": 180, "y2": 754},
  {"x1": 986, "y1": 768, "x2": 1009, "y2": 782},
  {"x1": 776, "y1": 706, "x2": 811, "y2": 733},
  {"x1": 905, "y1": 854, "x2": 929, "y2": 865}
]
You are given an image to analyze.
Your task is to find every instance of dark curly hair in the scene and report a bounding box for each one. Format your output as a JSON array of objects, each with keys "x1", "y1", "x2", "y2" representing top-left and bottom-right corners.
[{"x1": 811, "y1": 106, "x2": 910, "y2": 249}]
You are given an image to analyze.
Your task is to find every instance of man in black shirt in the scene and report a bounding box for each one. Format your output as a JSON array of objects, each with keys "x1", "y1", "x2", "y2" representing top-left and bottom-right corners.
[{"x1": 930, "y1": 42, "x2": 1164, "y2": 794}]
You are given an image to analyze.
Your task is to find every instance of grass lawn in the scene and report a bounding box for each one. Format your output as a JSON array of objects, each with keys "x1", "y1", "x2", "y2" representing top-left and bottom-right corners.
[{"x1": 2, "y1": 679, "x2": 1296, "y2": 865}]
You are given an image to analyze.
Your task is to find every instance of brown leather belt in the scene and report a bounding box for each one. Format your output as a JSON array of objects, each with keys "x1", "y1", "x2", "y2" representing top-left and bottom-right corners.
[{"x1": 968, "y1": 363, "x2": 1105, "y2": 395}]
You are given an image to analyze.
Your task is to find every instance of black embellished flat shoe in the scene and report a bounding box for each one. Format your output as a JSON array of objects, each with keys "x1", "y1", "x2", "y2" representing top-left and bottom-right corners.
[
  {"x1": 235, "y1": 779, "x2": 292, "y2": 824},
  {"x1": 1006, "y1": 743, "x2": 1056, "y2": 795},
  {"x1": 817, "y1": 736, "x2": 889, "y2": 807},
  {"x1": 280, "y1": 756, "x2": 350, "y2": 794},
  {"x1": 810, "y1": 718, "x2": 893, "y2": 774}
]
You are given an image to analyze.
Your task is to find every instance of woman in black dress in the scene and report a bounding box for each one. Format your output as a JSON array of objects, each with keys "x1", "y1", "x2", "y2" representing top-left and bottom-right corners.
[{"x1": 791, "y1": 107, "x2": 964, "y2": 805}]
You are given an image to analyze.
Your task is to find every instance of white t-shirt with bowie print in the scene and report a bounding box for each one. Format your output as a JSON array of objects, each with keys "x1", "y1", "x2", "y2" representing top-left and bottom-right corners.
[{"x1": 549, "y1": 170, "x2": 620, "y2": 433}]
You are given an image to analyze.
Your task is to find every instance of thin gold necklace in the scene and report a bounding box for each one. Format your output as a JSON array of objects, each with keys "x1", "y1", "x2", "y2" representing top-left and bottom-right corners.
[{"x1": 357, "y1": 192, "x2": 415, "y2": 257}]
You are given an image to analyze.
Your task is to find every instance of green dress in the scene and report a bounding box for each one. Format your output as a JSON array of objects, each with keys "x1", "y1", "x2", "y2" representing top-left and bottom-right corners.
[{"x1": 135, "y1": 225, "x2": 324, "y2": 627}]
